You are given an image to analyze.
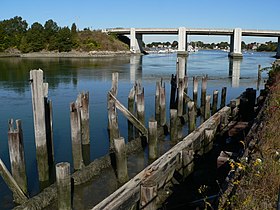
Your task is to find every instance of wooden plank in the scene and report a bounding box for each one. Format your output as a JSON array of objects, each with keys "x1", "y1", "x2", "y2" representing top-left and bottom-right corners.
[
  {"x1": 109, "y1": 91, "x2": 148, "y2": 136},
  {"x1": 92, "y1": 106, "x2": 230, "y2": 210},
  {"x1": 0, "y1": 158, "x2": 28, "y2": 204}
]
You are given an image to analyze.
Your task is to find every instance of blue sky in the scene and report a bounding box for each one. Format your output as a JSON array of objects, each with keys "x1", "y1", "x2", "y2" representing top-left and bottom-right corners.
[{"x1": 1, "y1": 0, "x2": 279, "y2": 43}]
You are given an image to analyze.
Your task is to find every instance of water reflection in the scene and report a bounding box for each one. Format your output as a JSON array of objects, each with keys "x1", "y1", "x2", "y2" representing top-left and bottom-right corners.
[
  {"x1": 229, "y1": 59, "x2": 241, "y2": 88},
  {"x1": 129, "y1": 55, "x2": 142, "y2": 83}
]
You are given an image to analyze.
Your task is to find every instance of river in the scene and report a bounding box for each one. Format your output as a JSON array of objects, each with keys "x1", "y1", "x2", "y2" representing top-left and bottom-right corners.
[{"x1": 0, "y1": 50, "x2": 276, "y2": 209}]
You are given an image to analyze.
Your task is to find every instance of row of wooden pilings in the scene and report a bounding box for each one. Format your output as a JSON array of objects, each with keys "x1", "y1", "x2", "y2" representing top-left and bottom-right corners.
[{"x1": 0, "y1": 64, "x2": 229, "y2": 209}]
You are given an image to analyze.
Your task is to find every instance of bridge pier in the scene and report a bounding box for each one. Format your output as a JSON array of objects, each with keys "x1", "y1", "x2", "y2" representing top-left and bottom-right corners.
[
  {"x1": 177, "y1": 27, "x2": 188, "y2": 57},
  {"x1": 276, "y1": 37, "x2": 280, "y2": 58},
  {"x1": 130, "y1": 28, "x2": 144, "y2": 54},
  {"x1": 228, "y1": 28, "x2": 243, "y2": 59}
]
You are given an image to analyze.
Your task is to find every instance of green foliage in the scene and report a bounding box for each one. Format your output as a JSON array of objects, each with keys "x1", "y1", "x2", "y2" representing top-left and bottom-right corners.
[
  {"x1": 257, "y1": 41, "x2": 277, "y2": 52},
  {"x1": 56, "y1": 27, "x2": 73, "y2": 52}
]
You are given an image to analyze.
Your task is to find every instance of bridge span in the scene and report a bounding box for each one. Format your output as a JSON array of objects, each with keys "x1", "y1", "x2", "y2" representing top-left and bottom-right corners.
[{"x1": 102, "y1": 27, "x2": 280, "y2": 58}]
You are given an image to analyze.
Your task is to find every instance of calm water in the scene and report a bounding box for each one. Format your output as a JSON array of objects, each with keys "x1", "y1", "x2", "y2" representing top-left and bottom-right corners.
[{"x1": 0, "y1": 50, "x2": 275, "y2": 209}]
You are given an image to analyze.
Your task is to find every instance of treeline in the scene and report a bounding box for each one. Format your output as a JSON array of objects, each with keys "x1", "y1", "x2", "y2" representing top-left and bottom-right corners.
[
  {"x1": 146, "y1": 40, "x2": 278, "y2": 52},
  {"x1": 0, "y1": 16, "x2": 128, "y2": 53}
]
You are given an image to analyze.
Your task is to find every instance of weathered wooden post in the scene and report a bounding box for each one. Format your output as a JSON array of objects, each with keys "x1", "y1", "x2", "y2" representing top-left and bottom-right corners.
[
  {"x1": 113, "y1": 137, "x2": 129, "y2": 184},
  {"x1": 140, "y1": 180, "x2": 157, "y2": 210},
  {"x1": 193, "y1": 76, "x2": 198, "y2": 108},
  {"x1": 183, "y1": 76, "x2": 188, "y2": 114},
  {"x1": 201, "y1": 75, "x2": 207, "y2": 111},
  {"x1": 188, "y1": 101, "x2": 196, "y2": 133},
  {"x1": 0, "y1": 159, "x2": 28, "y2": 204},
  {"x1": 177, "y1": 78, "x2": 184, "y2": 117},
  {"x1": 108, "y1": 91, "x2": 120, "y2": 149},
  {"x1": 205, "y1": 95, "x2": 211, "y2": 120},
  {"x1": 8, "y1": 119, "x2": 28, "y2": 196},
  {"x1": 70, "y1": 102, "x2": 84, "y2": 170},
  {"x1": 221, "y1": 87, "x2": 227, "y2": 108},
  {"x1": 155, "y1": 81, "x2": 161, "y2": 123},
  {"x1": 128, "y1": 87, "x2": 135, "y2": 141},
  {"x1": 257, "y1": 64, "x2": 262, "y2": 90},
  {"x1": 170, "y1": 74, "x2": 177, "y2": 109},
  {"x1": 77, "y1": 92, "x2": 90, "y2": 145},
  {"x1": 56, "y1": 162, "x2": 71, "y2": 210},
  {"x1": 212, "y1": 90, "x2": 219, "y2": 114},
  {"x1": 30, "y1": 69, "x2": 49, "y2": 182},
  {"x1": 111, "y1": 72, "x2": 118, "y2": 96},
  {"x1": 170, "y1": 109, "x2": 178, "y2": 141},
  {"x1": 148, "y1": 119, "x2": 158, "y2": 159},
  {"x1": 77, "y1": 92, "x2": 90, "y2": 165},
  {"x1": 136, "y1": 88, "x2": 145, "y2": 125},
  {"x1": 159, "y1": 84, "x2": 166, "y2": 127},
  {"x1": 44, "y1": 98, "x2": 54, "y2": 166}
]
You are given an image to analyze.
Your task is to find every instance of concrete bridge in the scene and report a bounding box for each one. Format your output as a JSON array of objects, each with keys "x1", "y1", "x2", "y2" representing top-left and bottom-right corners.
[{"x1": 102, "y1": 27, "x2": 280, "y2": 58}]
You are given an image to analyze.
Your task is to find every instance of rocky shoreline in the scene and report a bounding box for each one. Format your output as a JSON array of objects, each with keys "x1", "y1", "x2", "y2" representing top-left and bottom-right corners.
[{"x1": 0, "y1": 50, "x2": 133, "y2": 58}]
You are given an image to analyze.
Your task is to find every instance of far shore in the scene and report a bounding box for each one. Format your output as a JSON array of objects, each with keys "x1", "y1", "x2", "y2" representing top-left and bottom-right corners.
[{"x1": 0, "y1": 50, "x2": 133, "y2": 58}]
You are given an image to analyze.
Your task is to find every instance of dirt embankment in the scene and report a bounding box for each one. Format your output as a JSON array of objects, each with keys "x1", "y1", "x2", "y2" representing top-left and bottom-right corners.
[{"x1": 223, "y1": 60, "x2": 280, "y2": 210}]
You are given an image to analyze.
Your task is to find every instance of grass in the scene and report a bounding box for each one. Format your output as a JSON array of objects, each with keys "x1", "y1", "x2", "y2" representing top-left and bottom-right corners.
[{"x1": 225, "y1": 63, "x2": 280, "y2": 209}]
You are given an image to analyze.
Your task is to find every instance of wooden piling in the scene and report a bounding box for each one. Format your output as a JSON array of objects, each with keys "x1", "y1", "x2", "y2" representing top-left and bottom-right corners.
[
  {"x1": 201, "y1": 75, "x2": 207, "y2": 110},
  {"x1": 188, "y1": 101, "x2": 196, "y2": 133},
  {"x1": 212, "y1": 90, "x2": 219, "y2": 114},
  {"x1": 56, "y1": 162, "x2": 71, "y2": 210},
  {"x1": 205, "y1": 95, "x2": 211, "y2": 120},
  {"x1": 193, "y1": 77, "x2": 198, "y2": 108},
  {"x1": 109, "y1": 92, "x2": 148, "y2": 136},
  {"x1": 148, "y1": 119, "x2": 158, "y2": 160},
  {"x1": 30, "y1": 69, "x2": 49, "y2": 182},
  {"x1": 177, "y1": 78, "x2": 184, "y2": 117},
  {"x1": 136, "y1": 88, "x2": 145, "y2": 125},
  {"x1": 170, "y1": 75, "x2": 177, "y2": 109},
  {"x1": 0, "y1": 158, "x2": 28, "y2": 204},
  {"x1": 221, "y1": 87, "x2": 227, "y2": 109},
  {"x1": 170, "y1": 109, "x2": 178, "y2": 142},
  {"x1": 257, "y1": 64, "x2": 261, "y2": 90},
  {"x1": 44, "y1": 98, "x2": 54, "y2": 166},
  {"x1": 128, "y1": 87, "x2": 135, "y2": 141},
  {"x1": 70, "y1": 102, "x2": 84, "y2": 170},
  {"x1": 140, "y1": 180, "x2": 157, "y2": 210},
  {"x1": 77, "y1": 92, "x2": 90, "y2": 145},
  {"x1": 107, "y1": 92, "x2": 120, "y2": 149},
  {"x1": 155, "y1": 81, "x2": 161, "y2": 122},
  {"x1": 111, "y1": 72, "x2": 118, "y2": 96},
  {"x1": 159, "y1": 84, "x2": 166, "y2": 127},
  {"x1": 183, "y1": 76, "x2": 188, "y2": 114},
  {"x1": 8, "y1": 119, "x2": 28, "y2": 196},
  {"x1": 113, "y1": 137, "x2": 129, "y2": 184}
]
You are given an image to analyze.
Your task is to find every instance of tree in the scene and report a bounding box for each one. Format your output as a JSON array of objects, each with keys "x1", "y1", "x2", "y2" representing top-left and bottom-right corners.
[
  {"x1": 171, "y1": 41, "x2": 178, "y2": 48},
  {"x1": 0, "y1": 16, "x2": 28, "y2": 50},
  {"x1": 44, "y1": 19, "x2": 59, "y2": 50},
  {"x1": 56, "y1": 27, "x2": 73, "y2": 52},
  {"x1": 20, "y1": 22, "x2": 45, "y2": 52}
]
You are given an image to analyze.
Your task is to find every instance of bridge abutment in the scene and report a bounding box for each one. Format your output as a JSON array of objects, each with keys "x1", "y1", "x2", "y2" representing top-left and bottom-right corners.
[
  {"x1": 276, "y1": 37, "x2": 280, "y2": 58},
  {"x1": 130, "y1": 28, "x2": 144, "y2": 54},
  {"x1": 228, "y1": 28, "x2": 243, "y2": 59},
  {"x1": 177, "y1": 27, "x2": 188, "y2": 56}
]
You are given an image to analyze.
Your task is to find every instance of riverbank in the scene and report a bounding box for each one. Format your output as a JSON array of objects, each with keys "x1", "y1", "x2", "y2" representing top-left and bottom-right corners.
[
  {"x1": 221, "y1": 59, "x2": 280, "y2": 209},
  {"x1": 0, "y1": 50, "x2": 132, "y2": 58}
]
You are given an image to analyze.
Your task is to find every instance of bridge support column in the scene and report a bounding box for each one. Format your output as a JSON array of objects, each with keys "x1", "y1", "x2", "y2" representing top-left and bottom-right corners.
[
  {"x1": 229, "y1": 28, "x2": 243, "y2": 59},
  {"x1": 178, "y1": 27, "x2": 188, "y2": 57},
  {"x1": 276, "y1": 37, "x2": 280, "y2": 58},
  {"x1": 130, "y1": 28, "x2": 143, "y2": 54}
]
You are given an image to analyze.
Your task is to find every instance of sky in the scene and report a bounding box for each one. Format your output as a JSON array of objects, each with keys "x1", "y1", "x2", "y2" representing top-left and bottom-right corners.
[{"x1": 1, "y1": 0, "x2": 279, "y2": 44}]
